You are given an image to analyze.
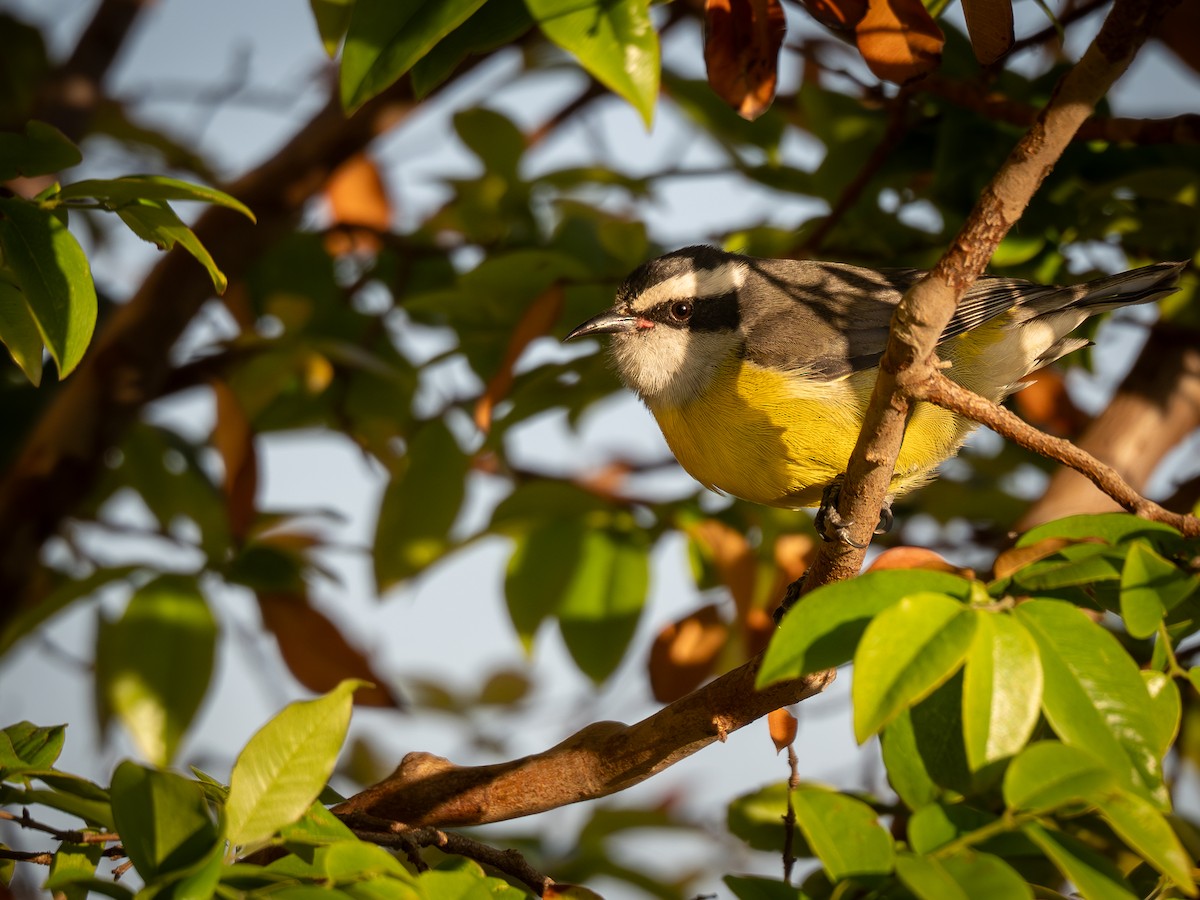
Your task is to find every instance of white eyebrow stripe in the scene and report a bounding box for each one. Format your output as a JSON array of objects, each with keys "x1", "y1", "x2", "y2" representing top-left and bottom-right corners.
[{"x1": 629, "y1": 261, "x2": 747, "y2": 312}]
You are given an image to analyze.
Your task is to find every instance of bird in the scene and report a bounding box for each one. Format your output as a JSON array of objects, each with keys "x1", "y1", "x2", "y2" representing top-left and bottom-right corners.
[{"x1": 565, "y1": 246, "x2": 1185, "y2": 543}]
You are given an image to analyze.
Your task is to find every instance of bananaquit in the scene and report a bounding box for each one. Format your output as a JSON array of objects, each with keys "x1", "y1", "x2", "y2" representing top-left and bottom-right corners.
[{"x1": 566, "y1": 246, "x2": 1184, "y2": 538}]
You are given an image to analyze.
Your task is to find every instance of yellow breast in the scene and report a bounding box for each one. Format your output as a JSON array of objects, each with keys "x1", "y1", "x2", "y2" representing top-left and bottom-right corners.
[{"x1": 648, "y1": 356, "x2": 978, "y2": 508}]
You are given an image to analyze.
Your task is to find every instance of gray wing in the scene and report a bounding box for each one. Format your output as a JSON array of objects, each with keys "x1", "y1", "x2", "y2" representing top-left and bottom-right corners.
[{"x1": 741, "y1": 258, "x2": 1040, "y2": 380}]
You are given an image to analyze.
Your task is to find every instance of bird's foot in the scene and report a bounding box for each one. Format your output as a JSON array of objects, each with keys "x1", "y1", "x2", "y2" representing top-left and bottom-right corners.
[
  {"x1": 814, "y1": 478, "x2": 894, "y2": 547},
  {"x1": 772, "y1": 573, "x2": 807, "y2": 624}
]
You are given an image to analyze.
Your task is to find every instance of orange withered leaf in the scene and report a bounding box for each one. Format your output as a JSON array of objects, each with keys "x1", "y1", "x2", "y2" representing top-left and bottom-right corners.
[
  {"x1": 855, "y1": 0, "x2": 944, "y2": 84},
  {"x1": 257, "y1": 591, "x2": 401, "y2": 708},
  {"x1": 800, "y1": 0, "x2": 867, "y2": 31},
  {"x1": 649, "y1": 604, "x2": 730, "y2": 702},
  {"x1": 960, "y1": 0, "x2": 1013, "y2": 65},
  {"x1": 473, "y1": 283, "x2": 564, "y2": 433},
  {"x1": 211, "y1": 378, "x2": 258, "y2": 541},
  {"x1": 1013, "y1": 368, "x2": 1089, "y2": 437},
  {"x1": 323, "y1": 153, "x2": 392, "y2": 256},
  {"x1": 688, "y1": 518, "x2": 757, "y2": 615},
  {"x1": 867, "y1": 546, "x2": 972, "y2": 577},
  {"x1": 704, "y1": 0, "x2": 788, "y2": 121}
]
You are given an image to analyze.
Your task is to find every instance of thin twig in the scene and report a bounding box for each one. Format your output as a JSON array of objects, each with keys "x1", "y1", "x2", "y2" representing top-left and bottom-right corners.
[
  {"x1": 1009, "y1": 0, "x2": 1111, "y2": 55},
  {"x1": 782, "y1": 744, "x2": 800, "y2": 883},
  {"x1": 0, "y1": 848, "x2": 54, "y2": 865},
  {"x1": 0, "y1": 809, "x2": 121, "y2": 845},
  {"x1": 909, "y1": 370, "x2": 1200, "y2": 536}
]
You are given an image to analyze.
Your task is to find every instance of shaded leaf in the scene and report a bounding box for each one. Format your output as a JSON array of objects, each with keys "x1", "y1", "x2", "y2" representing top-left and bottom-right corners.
[
  {"x1": 224, "y1": 680, "x2": 365, "y2": 849},
  {"x1": 727, "y1": 782, "x2": 807, "y2": 853},
  {"x1": 0, "y1": 722, "x2": 64, "y2": 772},
  {"x1": 0, "y1": 196, "x2": 95, "y2": 377},
  {"x1": 0, "y1": 120, "x2": 80, "y2": 180},
  {"x1": 44, "y1": 842, "x2": 103, "y2": 900},
  {"x1": 854, "y1": 0, "x2": 944, "y2": 84},
  {"x1": 257, "y1": 591, "x2": 401, "y2": 708},
  {"x1": 340, "y1": 0, "x2": 489, "y2": 112},
  {"x1": 1120, "y1": 541, "x2": 1196, "y2": 639},
  {"x1": 703, "y1": 0, "x2": 787, "y2": 121},
  {"x1": 504, "y1": 518, "x2": 585, "y2": 650},
  {"x1": 1015, "y1": 514, "x2": 1181, "y2": 550},
  {"x1": 475, "y1": 283, "x2": 563, "y2": 432},
  {"x1": 1003, "y1": 741, "x2": 1116, "y2": 813},
  {"x1": 0, "y1": 273, "x2": 43, "y2": 384},
  {"x1": 791, "y1": 786, "x2": 895, "y2": 879},
  {"x1": 1142, "y1": 671, "x2": 1181, "y2": 761},
  {"x1": 558, "y1": 527, "x2": 649, "y2": 683},
  {"x1": 852, "y1": 593, "x2": 977, "y2": 742},
  {"x1": 95, "y1": 575, "x2": 216, "y2": 767},
  {"x1": 649, "y1": 603, "x2": 729, "y2": 702},
  {"x1": 110, "y1": 762, "x2": 217, "y2": 880},
  {"x1": 1024, "y1": 823, "x2": 1137, "y2": 900},
  {"x1": 723, "y1": 875, "x2": 800, "y2": 900},
  {"x1": 800, "y1": 0, "x2": 867, "y2": 31},
  {"x1": 526, "y1": 0, "x2": 660, "y2": 128},
  {"x1": 310, "y1": 0, "x2": 355, "y2": 55}
]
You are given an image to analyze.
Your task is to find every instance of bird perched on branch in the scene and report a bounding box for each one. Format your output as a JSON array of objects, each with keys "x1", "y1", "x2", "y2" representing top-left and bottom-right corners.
[{"x1": 566, "y1": 246, "x2": 1185, "y2": 544}]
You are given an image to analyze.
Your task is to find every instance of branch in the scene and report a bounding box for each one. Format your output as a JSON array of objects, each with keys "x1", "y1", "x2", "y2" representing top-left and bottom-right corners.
[
  {"x1": 336, "y1": 659, "x2": 833, "y2": 827},
  {"x1": 0, "y1": 808, "x2": 120, "y2": 845},
  {"x1": 342, "y1": 817, "x2": 555, "y2": 896},
  {"x1": 920, "y1": 74, "x2": 1200, "y2": 145},
  {"x1": 1017, "y1": 325, "x2": 1200, "y2": 529},
  {"x1": 910, "y1": 369, "x2": 1200, "y2": 536},
  {"x1": 801, "y1": 0, "x2": 1174, "y2": 593}
]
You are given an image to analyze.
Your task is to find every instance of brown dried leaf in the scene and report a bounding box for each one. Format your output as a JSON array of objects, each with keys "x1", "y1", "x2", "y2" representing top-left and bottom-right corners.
[
  {"x1": 867, "y1": 546, "x2": 973, "y2": 577},
  {"x1": 257, "y1": 591, "x2": 401, "y2": 708},
  {"x1": 800, "y1": 0, "x2": 867, "y2": 31},
  {"x1": 855, "y1": 0, "x2": 944, "y2": 84},
  {"x1": 473, "y1": 284, "x2": 564, "y2": 433},
  {"x1": 768, "y1": 707, "x2": 797, "y2": 753},
  {"x1": 704, "y1": 0, "x2": 788, "y2": 121},
  {"x1": 1013, "y1": 368, "x2": 1089, "y2": 437},
  {"x1": 323, "y1": 153, "x2": 392, "y2": 256},
  {"x1": 991, "y1": 537, "x2": 1074, "y2": 581},
  {"x1": 960, "y1": 0, "x2": 1013, "y2": 65},
  {"x1": 648, "y1": 604, "x2": 730, "y2": 702},
  {"x1": 689, "y1": 519, "x2": 757, "y2": 615},
  {"x1": 211, "y1": 378, "x2": 258, "y2": 541}
]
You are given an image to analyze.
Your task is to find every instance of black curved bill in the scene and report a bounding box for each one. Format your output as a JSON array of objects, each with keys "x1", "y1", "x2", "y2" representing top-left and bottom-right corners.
[{"x1": 564, "y1": 311, "x2": 639, "y2": 341}]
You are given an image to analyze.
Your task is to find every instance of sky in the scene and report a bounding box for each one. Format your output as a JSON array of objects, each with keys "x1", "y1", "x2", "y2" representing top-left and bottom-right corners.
[{"x1": 2, "y1": 0, "x2": 1199, "y2": 895}]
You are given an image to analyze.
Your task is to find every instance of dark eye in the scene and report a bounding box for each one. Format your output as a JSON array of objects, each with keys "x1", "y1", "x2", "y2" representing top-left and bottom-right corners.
[{"x1": 669, "y1": 301, "x2": 693, "y2": 322}]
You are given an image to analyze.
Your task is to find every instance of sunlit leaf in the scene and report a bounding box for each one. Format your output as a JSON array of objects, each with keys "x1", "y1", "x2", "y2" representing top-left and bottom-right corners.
[
  {"x1": 1119, "y1": 541, "x2": 1196, "y2": 639},
  {"x1": 1003, "y1": 741, "x2": 1115, "y2": 813},
  {"x1": 854, "y1": 0, "x2": 944, "y2": 84},
  {"x1": 1095, "y1": 790, "x2": 1196, "y2": 894},
  {"x1": 114, "y1": 198, "x2": 229, "y2": 293},
  {"x1": 57, "y1": 175, "x2": 255, "y2": 221},
  {"x1": 791, "y1": 786, "x2": 894, "y2": 879},
  {"x1": 648, "y1": 603, "x2": 729, "y2": 702},
  {"x1": 962, "y1": 611, "x2": 1042, "y2": 773},
  {"x1": 1024, "y1": 823, "x2": 1138, "y2": 900},
  {"x1": 0, "y1": 196, "x2": 95, "y2": 377},
  {"x1": 0, "y1": 273, "x2": 43, "y2": 384}
]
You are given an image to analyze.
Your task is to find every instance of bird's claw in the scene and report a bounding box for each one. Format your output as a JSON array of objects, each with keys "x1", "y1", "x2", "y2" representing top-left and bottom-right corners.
[{"x1": 815, "y1": 477, "x2": 893, "y2": 547}]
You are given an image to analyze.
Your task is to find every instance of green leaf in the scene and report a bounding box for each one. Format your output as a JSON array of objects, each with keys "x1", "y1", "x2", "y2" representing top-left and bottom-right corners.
[
  {"x1": 110, "y1": 762, "x2": 218, "y2": 880},
  {"x1": 1010, "y1": 544, "x2": 1124, "y2": 591},
  {"x1": 853, "y1": 594, "x2": 977, "y2": 742},
  {"x1": 525, "y1": 0, "x2": 660, "y2": 128},
  {"x1": 0, "y1": 196, "x2": 96, "y2": 377},
  {"x1": 962, "y1": 612, "x2": 1042, "y2": 773},
  {"x1": 1119, "y1": 541, "x2": 1196, "y2": 638},
  {"x1": 310, "y1": 0, "x2": 355, "y2": 55},
  {"x1": 113, "y1": 198, "x2": 230, "y2": 293},
  {"x1": 1023, "y1": 823, "x2": 1137, "y2": 900},
  {"x1": 758, "y1": 570, "x2": 976, "y2": 687},
  {"x1": 558, "y1": 527, "x2": 648, "y2": 683},
  {"x1": 1003, "y1": 741, "x2": 1116, "y2": 812},
  {"x1": 907, "y1": 804, "x2": 1036, "y2": 857},
  {"x1": 1014, "y1": 600, "x2": 1164, "y2": 805},
  {"x1": 44, "y1": 842, "x2": 103, "y2": 900},
  {"x1": 0, "y1": 783, "x2": 112, "y2": 829},
  {"x1": 57, "y1": 175, "x2": 255, "y2": 222},
  {"x1": 95, "y1": 574, "x2": 216, "y2": 767},
  {"x1": 1142, "y1": 670, "x2": 1181, "y2": 761},
  {"x1": 0, "y1": 120, "x2": 81, "y2": 180},
  {"x1": 881, "y1": 710, "x2": 936, "y2": 810},
  {"x1": 0, "y1": 722, "x2": 65, "y2": 771},
  {"x1": 224, "y1": 680, "x2": 365, "y2": 849},
  {"x1": 454, "y1": 107, "x2": 525, "y2": 176},
  {"x1": 321, "y1": 840, "x2": 411, "y2": 881},
  {"x1": 373, "y1": 419, "x2": 470, "y2": 592},
  {"x1": 1094, "y1": 790, "x2": 1196, "y2": 894},
  {"x1": 1016, "y1": 513, "x2": 1181, "y2": 550},
  {"x1": 723, "y1": 875, "x2": 801, "y2": 900},
  {"x1": 411, "y1": 0, "x2": 533, "y2": 98},
  {"x1": 279, "y1": 801, "x2": 357, "y2": 848},
  {"x1": 0, "y1": 273, "x2": 43, "y2": 384},
  {"x1": 896, "y1": 849, "x2": 969, "y2": 900},
  {"x1": 504, "y1": 519, "x2": 585, "y2": 650},
  {"x1": 791, "y1": 786, "x2": 894, "y2": 880},
  {"x1": 726, "y1": 782, "x2": 807, "y2": 853},
  {"x1": 897, "y1": 851, "x2": 1029, "y2": 900},
  {"x1": 340, "y1": 0, "x2": 489, "y2": 112}
]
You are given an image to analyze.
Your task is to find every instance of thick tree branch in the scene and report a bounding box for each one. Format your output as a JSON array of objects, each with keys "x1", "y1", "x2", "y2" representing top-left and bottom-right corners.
[
  {"x1": 801, "y1": 0, "x2": 1174, "y2": 594},
  {"x1": 911, "y1": 369, "x2": 1200, "y2": 536},
  {"x1": 1017, "y1": 325, "x2": 1200, "y2": 529},
  {"x1": 336, "y1": 659, "x2": 834, "y2": 827}
]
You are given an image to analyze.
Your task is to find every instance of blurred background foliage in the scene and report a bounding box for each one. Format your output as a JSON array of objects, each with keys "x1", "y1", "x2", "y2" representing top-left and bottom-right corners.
[{"x1": 1, "y1": 0, "x2": 1200, "y2": 895}]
